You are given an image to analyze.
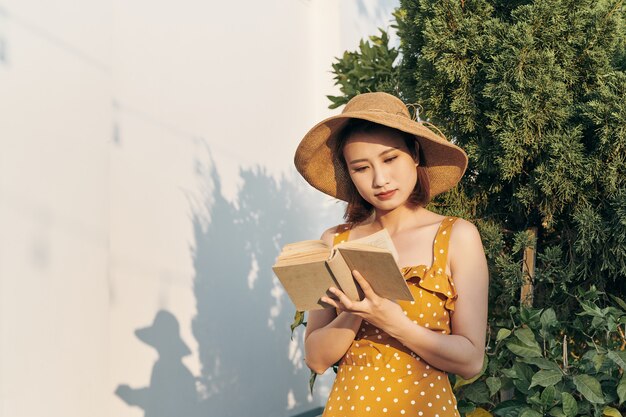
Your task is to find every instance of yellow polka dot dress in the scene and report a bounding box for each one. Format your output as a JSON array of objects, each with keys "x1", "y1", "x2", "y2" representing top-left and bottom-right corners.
[{"x1": 323, "y1": 217, "x2": 461, "y2": 417}]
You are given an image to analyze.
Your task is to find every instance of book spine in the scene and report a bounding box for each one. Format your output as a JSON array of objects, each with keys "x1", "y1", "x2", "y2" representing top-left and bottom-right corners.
[{"x1": 326, "y1": 253, "x2": 361, "y2": 301}]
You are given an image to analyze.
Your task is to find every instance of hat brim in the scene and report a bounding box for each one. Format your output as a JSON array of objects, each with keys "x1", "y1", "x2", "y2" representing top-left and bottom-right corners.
[{"x1": 294, "y1": 110, "x2": 468, "y2": 202}]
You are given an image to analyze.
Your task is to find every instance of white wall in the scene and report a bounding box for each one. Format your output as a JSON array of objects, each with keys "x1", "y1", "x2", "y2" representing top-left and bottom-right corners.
[{"x1": 0, "y1": 1, "x2": 398, "y2": 416}]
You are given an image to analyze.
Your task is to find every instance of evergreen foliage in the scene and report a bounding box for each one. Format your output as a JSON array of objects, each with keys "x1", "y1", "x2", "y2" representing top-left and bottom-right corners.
[
  {"x1": 327, "y1": 30, "x2": 401, "y2": 109},
  {"x1": 324, "y1": 1, "x2": 626, "y2": 415}
]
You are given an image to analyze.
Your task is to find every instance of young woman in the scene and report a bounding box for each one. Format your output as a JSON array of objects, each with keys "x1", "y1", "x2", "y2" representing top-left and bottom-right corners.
[{"x1": 294, "y1": 92, "x2": 489, "y2": 417}]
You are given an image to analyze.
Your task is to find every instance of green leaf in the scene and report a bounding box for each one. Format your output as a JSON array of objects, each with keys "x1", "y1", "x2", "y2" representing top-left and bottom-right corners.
[
  {"x1": 573, "y1": 374, "x2": 604, "y2": 404},
  {"x1": 530, "y1": 369, "x2": 562, "y2": 388},
  {"x1": 527, "y1": 391, "x2": 543, "y2": 408},
  {"x1": 506, "y1": 340, "x2": 542, "y2": 358},
  {"x1": 456, "y1": 399, "x2": 476, "y2": 415},
  {"x1": 540, "y1": 308, "x2": 558, "y2": 328},
  {"x1": 497, "y1": 328, "x2": 512, "y2": 342},
  {"x1": 520, "y1": 357, "x2": 561, "y2": 371},
  {"x1": 464, "y1": 381, "x2": 491, "y2": 404},
  {"x1": 290, "y1": 310, "x2": 305, "y2": 339},
  {"x1": 519, "y1": 408, "x2": 543, "y2": 417},
  {"x1": 308, "y1": 370, "x2": 317, "y2": 394},
  {"x1": 617, "y1": 374, "x2": 626, "y2": 405},
  {"x1": 486, "y1": 376, "x2": 502, "y2": 396},
  {"x1": 578, "y1": 301, "x2": 604, "y2": 318},
  {"x1": 493, "y1": 400, "x2": 527, "y2": 417},
  {"x1": 515, "y1": 327, "x2": 541, "y2": 348},
  {"x1": 592, "y1": 316, "x2": 604, "y2": 329},
  {"x1": 512, "y1": 363, "x2": 534, "y2": 394},
  {"x1": 541, "y1": 385, "x2": 556, "y2": 406},
  {"x1": 561, "y1": 392, "x2": 578, "y2": 417},
  {"x1": 514, "y1": 362, "x2": 535, "y2": 384},
  {"x1": 592, "y1": 353, "x2": 607, "y2": 372},
  {"x1": 520, "y1": 308, "x2": 543, "y2": 325},
  {"x1": 500, "y1": 367, "x2": 517, "y2": 379},
  {"x1": 609, "y1": 294, "x2": 626, "y2": 311},
  {"x1": 548, "y1": 406, "x2": 566, "y2": 417},
  {"x1": 607, "y1": 350, "x2": 626, "y2": 369},
  {"x1": 602, "y1": 406, "x2": 622, "y2": 417}
]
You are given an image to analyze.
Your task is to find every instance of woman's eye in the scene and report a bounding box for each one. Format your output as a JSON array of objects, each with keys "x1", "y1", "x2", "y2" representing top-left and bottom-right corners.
[
  {"x1": 353, "y1": 166, "x2": 367, "y2": 172},
  {"x1": 384, "y1": 156, "x2": 398, "y2": 163}
]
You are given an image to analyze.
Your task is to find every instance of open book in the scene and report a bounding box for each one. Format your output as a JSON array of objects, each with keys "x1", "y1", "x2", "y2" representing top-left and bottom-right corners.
[{"x1": 272, "y1": 228, "x2": 414, "y2": 311}]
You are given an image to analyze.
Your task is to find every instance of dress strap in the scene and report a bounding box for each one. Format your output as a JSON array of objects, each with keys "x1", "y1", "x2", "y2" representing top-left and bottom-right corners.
[
  {"x1": 332, "y1": 223, "x2": 352, "y2": 246},
  {"x1": 432, "y1": 217, "x2": 459, "y2": 272}
]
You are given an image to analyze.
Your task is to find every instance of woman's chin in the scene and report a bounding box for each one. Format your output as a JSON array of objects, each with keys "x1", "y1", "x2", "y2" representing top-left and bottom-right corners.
[
  {"x1": 369, "y1": 199, "x2": 405, "y2": 212},
  {"x1": 357, "y1": 189, "x2": 413, "y2": 213}
]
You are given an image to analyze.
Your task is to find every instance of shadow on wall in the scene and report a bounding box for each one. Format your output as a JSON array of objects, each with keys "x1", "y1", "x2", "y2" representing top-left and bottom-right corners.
[
  {"x1": 115, "y1": 310, "x2": 201, "y2": 416},
  {"x1": 191, "y1": 157, "x2": 340, "y2": 416},
  {"x1": 115, "y1": 153, "x2": 341, "y2": 417}
]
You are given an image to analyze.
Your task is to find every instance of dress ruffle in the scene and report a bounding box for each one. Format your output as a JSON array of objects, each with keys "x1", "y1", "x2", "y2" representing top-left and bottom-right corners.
[{"x1": 402, "y1": 265, "x2": 458, "y2": 312}]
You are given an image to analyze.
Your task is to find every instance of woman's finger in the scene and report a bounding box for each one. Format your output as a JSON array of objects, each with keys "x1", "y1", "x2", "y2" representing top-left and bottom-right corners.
[
  {"x1": 329, "y1": 287, "x2": 356, "y2": 310},
  {"x1": 321, "y1": 287, "x2": 349, "y2": 309},
  {"x1": 352, "y1": 270, "x2": 377, "y2": 299},
  {"x1": 320, "y1": 295, "x2": 340, "y2": 309}
]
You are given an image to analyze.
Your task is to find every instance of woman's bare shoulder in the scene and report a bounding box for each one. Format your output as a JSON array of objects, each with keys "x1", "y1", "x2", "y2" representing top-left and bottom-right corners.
[
  {"x1": 319, "y1": 225, "x2": 336, "y2": 243},
  {"x1": 450, "y1": 218, "x2": 482, "y2": 241},
  {"x1": 319, "y1": 223, "x2": 353, "y2": 245},
  {"x1": 448, "y1": 218, "x2": 486, "y2": 268}
]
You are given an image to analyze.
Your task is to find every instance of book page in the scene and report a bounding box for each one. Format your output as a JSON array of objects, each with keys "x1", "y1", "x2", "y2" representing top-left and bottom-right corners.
[
  {"x1": 274, "y1": 248, "x2": 330, "y2": 266},
  {"x1": 335, "y1": 228, "x2": 399, "y2": 262},
  {"x1": 281, "y1": 239, "x2": 329, "y2": 253},
  {"x1": 337, "y1": 248, "x2": 413, "y2": 302},
  {"x1": 272, "y1": 261, "x2": 339, "y2": 311}
]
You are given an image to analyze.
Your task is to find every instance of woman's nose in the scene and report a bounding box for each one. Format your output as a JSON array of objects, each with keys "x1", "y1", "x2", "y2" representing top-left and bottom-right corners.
[{"x1": 372, "y1": 167, "x2": 389, "y2": 188}]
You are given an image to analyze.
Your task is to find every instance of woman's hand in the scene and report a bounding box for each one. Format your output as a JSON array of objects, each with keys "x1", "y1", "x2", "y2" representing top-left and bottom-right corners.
[{"x1": 321, "y1": 269, "x2": 406, "y2": 331}]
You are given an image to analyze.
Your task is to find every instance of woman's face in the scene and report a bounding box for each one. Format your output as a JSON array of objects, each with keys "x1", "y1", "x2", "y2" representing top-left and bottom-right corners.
[{"x1": 342, "y1": 128, "x2": 418, "y2": 211}]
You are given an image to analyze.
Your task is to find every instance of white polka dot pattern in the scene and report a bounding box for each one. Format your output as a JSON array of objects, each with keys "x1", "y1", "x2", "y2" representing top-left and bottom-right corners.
[{"x1": 322, "y1": 218, "x2": 461, "y2": 417}]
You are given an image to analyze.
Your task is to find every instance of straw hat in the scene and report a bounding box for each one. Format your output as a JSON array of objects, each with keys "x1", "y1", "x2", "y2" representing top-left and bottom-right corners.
[{"x1": 294, "y1": 92, "x2": 468, "y2": 201}]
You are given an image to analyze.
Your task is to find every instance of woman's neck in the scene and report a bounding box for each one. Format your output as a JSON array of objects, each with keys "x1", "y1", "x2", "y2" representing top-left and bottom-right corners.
[{"x1": 369, "y1": 204, "x2": 426, "y2": 235}]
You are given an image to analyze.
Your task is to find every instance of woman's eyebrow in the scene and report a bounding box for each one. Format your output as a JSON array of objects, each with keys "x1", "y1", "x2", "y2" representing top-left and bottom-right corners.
[{"x1": 348, "y1": 147, "x2": 399, "y2": 164}]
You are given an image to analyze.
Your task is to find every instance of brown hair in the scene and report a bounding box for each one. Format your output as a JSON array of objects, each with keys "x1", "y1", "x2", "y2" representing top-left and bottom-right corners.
[{"x1": 333, "y1": 119, "x2": 431, "y2": 224}]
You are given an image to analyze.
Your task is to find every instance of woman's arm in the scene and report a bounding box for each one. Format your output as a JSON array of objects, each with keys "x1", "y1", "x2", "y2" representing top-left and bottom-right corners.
[
  {"x1": 322, "y1": 219, "x2": 489, "y2": 379},
  {"x1": 388, "y1": 219, "x2": 489, "y2": 378},
  {"x1": 303, "y1": 227, "x2": 363, "y2": 374},
  {"x1": 304, "y1": 309, "x2": 362, "y2": 374}
]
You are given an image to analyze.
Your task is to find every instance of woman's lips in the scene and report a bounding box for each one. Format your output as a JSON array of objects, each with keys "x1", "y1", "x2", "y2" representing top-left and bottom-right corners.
[{"x1": 376, "y1": 190, "x2": 397, "y2": 200}]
